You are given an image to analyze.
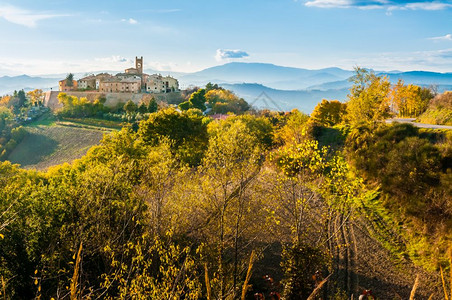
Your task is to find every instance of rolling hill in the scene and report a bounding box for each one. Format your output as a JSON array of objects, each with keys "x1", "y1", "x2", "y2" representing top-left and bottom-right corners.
[
  {"x1": 221, "y1": 83, "x2": 349, "y2": 113},
  {"x1": 178, "y1": 62, "x2": 354, "y2": 90},
  {"x1": 1, "y1": 62, "x2": 451, "y2": 113},
  {"x1": 7, "y1": 122, "x2": 106, "y2": 170}
]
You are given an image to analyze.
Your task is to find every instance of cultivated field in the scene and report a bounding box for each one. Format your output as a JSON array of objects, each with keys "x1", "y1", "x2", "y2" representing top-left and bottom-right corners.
[{"x1": 7, "y1": 123, "x2": 107, "y2": 170}]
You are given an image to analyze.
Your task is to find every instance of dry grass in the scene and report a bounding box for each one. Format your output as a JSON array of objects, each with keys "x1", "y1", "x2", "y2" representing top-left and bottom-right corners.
[
  {"x1": 241, "y1": 250, "x2": 255, "y2": 300},
  {"x1": 70, "y1": 242, "x2": 83, "y2": 300},
  {"x1": 204, "y1": 263, "x2": 212, "y2": 300},
  {"x1": 409, "y1": 274, "x2": 419, "y2": 300},
  {"x1": 306, "y1": 273, "x2": 332, "y2": 300}
]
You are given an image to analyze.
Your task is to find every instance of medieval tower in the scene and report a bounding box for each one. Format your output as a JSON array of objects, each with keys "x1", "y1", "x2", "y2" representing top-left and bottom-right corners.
[
  {"x1": 136, "y1": 56, "x2": 144, "y2": 90},
  {"x1": 136, "y1": 56, "x2": 143, "y2": 74}
]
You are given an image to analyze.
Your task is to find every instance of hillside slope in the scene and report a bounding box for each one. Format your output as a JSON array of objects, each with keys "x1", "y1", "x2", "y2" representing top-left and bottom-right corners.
[{"x1": 7, "y1": 124, "x2": 106, "y2": 170}]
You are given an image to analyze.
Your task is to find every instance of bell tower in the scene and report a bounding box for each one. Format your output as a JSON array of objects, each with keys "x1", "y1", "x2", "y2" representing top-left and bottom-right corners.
[{"x1": 135, "y1": 56, "x2": 143, "y2": 74}]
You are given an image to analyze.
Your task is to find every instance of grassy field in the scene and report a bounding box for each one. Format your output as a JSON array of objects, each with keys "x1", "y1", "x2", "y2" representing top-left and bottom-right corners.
[{"x1": 7, "y1": 118, "x2": 109, "y2": 170}]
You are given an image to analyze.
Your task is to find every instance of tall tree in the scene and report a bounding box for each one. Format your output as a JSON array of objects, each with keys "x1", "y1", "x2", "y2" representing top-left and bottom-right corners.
[
  {"x1": 65, "y1": 73, "x2": 74, "y2": 87},
  {"x1": 347, "y1": 67, "x2": 391, "y2": 125},
  {"x1": 124, "y1": 100, "x2": 138, "y2": 114}
]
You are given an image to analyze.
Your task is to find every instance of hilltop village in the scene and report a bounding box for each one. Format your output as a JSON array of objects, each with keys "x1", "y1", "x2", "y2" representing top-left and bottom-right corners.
[{"x1": 58, "y1": 56, "x2": 179, "y2": 94}]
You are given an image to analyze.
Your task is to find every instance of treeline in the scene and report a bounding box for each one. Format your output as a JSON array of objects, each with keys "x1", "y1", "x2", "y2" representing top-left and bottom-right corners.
[
  {"x1": 57, "y1": 84, "x2": 250, "y2": 124},
  {"x1": 179, "y1": 83, "x2": 250, "y2": 114},
  {"x1": 0, "y1": 68, "x2": 450, "y2": 299},
  {"x1": 57, "y1": 93, "x2": 159, "y2": 122}
]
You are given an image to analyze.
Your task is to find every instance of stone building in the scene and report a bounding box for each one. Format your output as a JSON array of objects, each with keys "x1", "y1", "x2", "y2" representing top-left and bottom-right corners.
[
  {"x1": 146, "y1": 74, "x2": 179, "y2": 93},
  {"x1": 99, "y1": 77, "x2": 141, "y2": 93},
  {"x1": 78, "y1": 73, "x2": 112, "y2": 90},
  {"x1": 66, "y1": 56, "x2": 179, "y2": 94}
]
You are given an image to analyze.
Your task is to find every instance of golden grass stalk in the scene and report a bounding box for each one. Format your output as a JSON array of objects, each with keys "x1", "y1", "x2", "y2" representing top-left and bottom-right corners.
[
  {"x1": 440, "y1": 266, "x2": 450, "y2": 300},
  {"x1": 449, "y1": 247, "x2": 452, "y2": 300},
  {"x1": 306, "y1": 273, "x2": 332, "y2": 300},
  {"x1": 427, "y1": 293, "x2": 434, "y2": 300},
  {"x1": 241, "y1": 250, "x2": 255, "y2": 300},
  {"x1": 70, "y1": 242, "x2": 83, "y2": 300},
  {"x1": 409, "y1": 274, "x2": 419, "y2": 300},
  {"x1": 1, "y1": 276, "x2": 5, "y2": 300},
  {"x1": 204, "y1": 263, "x2": 212, "y2": 300}
]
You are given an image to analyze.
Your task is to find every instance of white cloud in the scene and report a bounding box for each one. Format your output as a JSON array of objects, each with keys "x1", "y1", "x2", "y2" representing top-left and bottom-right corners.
[
  {"x1": 304, "y1": 0, "x2": 452, "y2": 10},
  {"x1": 121, "y1": 18, "x2": 138, "y2": 24},
  {"x1": 95, "y1": 55, "x2": 133, "y2": 64},
  {"x1": 305, "y1": 0, "x2": 352, "y2": 8},
  {"x1": 429, "y1": 34, "x2": 452, "y2": 41},
  {"x1": 0, "y1": 4, "x2": 68, "y2": 28},
  {"x1": 215, "y1": 49, "x2": 250, "y2": 61},
  {"x1": 405, "y1": 2, "x2": 452, "y2": 10}
]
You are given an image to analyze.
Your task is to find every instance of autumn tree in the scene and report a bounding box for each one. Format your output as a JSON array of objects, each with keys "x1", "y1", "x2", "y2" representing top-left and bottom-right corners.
[
  {"x1": 311, "y1": 99, "x2": 347, "y2": 127},
  {"x1": 418, "y1": 91, "x2": 452, "y2": 125},
  {"x1": 200, "y1": 119, "x2": 264, "y2": 299},
  {"x1": 390, "y1": 80, "x2": 432, "y2": 117},
  {"x1": 275, "y1": 109, "x2": 310, "y2": 145},
  {"x1": 27, "y1": 89, "x2": 44, "y2": 106},
  {"x1": 205, "y1": 89, "x2": 250, "y2": 114},
  {"x1": 138, "y1": 108, "x2": 209, "y2": 165},
  {"x1": 347, "y1": 67, "x2": 391, "y2": 125}
]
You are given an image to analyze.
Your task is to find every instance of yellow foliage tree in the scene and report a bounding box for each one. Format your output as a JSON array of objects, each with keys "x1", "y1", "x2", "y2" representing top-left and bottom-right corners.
[
  {"x1": 311, "y1": 99, "x2": 347, "y2": 127},
  {"x1": 347, "y1": 67, "x2": 391, "y2": 125}
]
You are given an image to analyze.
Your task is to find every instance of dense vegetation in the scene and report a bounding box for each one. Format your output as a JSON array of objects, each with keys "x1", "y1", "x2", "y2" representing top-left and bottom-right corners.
[
  {"x1": 0, "y1": 89, "x2": 50, "y2": 160},
  {"x1": 418, "y1": 91, "x2": 452, "y2": 125},
  {"x1": 57, "y1": 93, "x2": 158, "y2": 123},
  {"x1": 0, "y1": 70, "x2": 451, "y2": 299},
  {"x1": 179, "y1": 84, "x2": 250, "y2": 115}
]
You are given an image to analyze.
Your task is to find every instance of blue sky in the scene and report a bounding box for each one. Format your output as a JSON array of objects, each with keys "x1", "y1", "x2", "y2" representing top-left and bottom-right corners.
[{"x1": 0, "y1": 0, "x2": 450, "y2": 75}]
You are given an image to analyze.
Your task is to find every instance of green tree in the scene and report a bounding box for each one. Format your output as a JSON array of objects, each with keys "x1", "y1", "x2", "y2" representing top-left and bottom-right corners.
[
  {"x1": 12, "y1": 90, "x2": 27, "y2": 113},
  {"x1": 178, "y1": 100, "x2": 191, "y2": 111},
  {"x1": 205, "y1": 82, "x2": 221, "y2": 92},
  {"x1": 124, "y1": 100, "x2": 138, "y2": 114},
  {"x1": 138, "y1": 102, "x2": 148, "y2": 114},
  {"x1": 65, "y1": 73, "x2": 74, "y2": 87},
  {"x1": 188, "y1": 89, "x2": 207, "y2": 111},
  {"x1": 147, "y1": 97, "x2": 158, "y2": 113}
]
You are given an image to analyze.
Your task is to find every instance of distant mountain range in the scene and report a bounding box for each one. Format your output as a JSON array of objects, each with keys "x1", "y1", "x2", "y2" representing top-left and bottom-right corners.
[
  {"x1": 1, "y1": 62, "x2": 451, "y2": 113},
  {"x1": 178, "y1": 63, "x2": 355, "y2": 90},
  {"x1": 0, "y1": 75, "x2": 59, "y2": 95}
]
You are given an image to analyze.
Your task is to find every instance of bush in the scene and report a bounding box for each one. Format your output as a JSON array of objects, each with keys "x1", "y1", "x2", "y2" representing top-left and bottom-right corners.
[{"x1": 281, "y1": 243, "x2": 330, "y2": 300}]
